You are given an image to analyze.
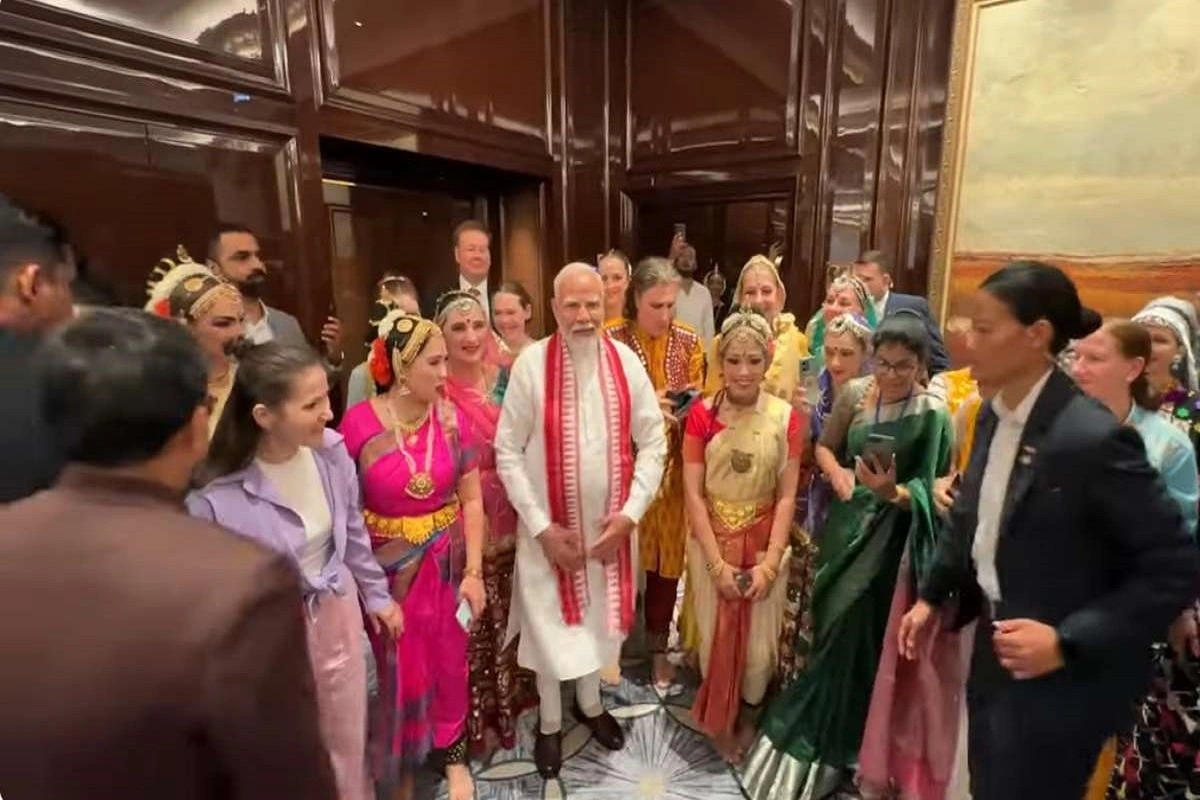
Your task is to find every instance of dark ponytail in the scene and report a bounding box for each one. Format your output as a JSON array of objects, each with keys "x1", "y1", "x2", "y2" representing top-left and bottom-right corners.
[
  {"x1": 197, "y1": 342, "x2": 323, "y2": 485},
  {"x1": 980, "y1": 261, "x2": 1099, "y2": 355}
]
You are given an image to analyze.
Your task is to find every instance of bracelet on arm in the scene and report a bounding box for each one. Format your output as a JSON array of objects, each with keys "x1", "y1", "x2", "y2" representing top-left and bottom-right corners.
[
  {"x1": 463, "y1": 565, "x2": 483, "y2": 580},
  {"x1": 759, "y1": 562, "x2": 779, "y2": 583},
  {"x1": 891, "y1": 485, "x2": 910, "y2": 506},
  {"x1": 705, "y1": 558, "x2": 727, "y2": 577}
]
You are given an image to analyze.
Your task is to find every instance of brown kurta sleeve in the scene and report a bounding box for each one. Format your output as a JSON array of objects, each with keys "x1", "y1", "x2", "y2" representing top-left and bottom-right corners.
[{"x1": 203, "y1": 554, "x2": 336, "y2": 800}]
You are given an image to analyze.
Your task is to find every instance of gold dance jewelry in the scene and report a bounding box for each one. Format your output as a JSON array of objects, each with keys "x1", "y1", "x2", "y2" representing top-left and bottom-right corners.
[
  {"x1": 405, "y1": 472, "x2": 435, "y2": 500},
  {"x1": 364, "y1": 500, "x2": 460, "y2": 545},
  {"x1": 730, "y1": 449, "x2": 754, "y2": 474}
]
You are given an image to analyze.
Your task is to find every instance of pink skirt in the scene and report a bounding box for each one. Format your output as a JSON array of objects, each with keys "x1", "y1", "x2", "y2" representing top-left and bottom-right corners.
[
  {"x1": 857, "y1": 554, "x2": 966, "y2": 800},
  {"x1": 306, "y1": 565, "x2": 371, "y2": 800}
]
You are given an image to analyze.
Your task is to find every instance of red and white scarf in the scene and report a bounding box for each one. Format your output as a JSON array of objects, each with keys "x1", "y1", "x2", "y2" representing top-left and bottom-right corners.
[{"x1": 543, "y1": 332, "x2": 636, "y2": 635}]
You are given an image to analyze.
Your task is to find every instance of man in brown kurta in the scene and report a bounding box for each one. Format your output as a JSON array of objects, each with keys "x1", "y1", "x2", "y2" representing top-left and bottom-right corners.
[{"x1": 0, "y1": 309, "x2": 336, "y2": 800}]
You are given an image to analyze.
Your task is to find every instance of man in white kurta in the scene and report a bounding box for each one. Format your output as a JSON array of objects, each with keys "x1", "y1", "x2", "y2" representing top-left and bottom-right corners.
[{"x1": 495, "y1": 263, "x2": 666, "y2": 777}]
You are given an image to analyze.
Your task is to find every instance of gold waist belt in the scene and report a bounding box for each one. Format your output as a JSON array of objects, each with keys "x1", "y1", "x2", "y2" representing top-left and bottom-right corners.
[
  {"x1": 364, "y1": 499, "x2": 460, "y2": 546},
  {"x1": 708, "y1": 497, "x2": 772, "y2": 532}
]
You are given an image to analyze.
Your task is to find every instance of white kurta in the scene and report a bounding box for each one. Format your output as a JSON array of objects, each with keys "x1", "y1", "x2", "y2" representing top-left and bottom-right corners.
[{"x1": 495, "y1": 335, "x2": 666, "y2": 680}]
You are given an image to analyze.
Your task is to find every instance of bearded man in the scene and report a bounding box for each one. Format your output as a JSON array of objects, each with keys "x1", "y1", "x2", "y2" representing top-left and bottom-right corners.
[{"x1": 495, "y1": 262, "x2": 666, "y2": 778}]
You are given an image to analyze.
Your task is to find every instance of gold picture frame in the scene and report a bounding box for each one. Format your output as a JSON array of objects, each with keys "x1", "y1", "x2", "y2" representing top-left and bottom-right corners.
[{"x1": 928, "y1": 0, "x2": 1026, "y2": 323}]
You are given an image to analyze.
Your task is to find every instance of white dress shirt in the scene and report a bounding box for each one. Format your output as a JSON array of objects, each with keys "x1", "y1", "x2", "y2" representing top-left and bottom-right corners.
[
  {"x1": 244, "y1": 300, "x2": 274, "y2": 344},
  {"x1": 460, "y1": 274, "x2": 490, "y2": 319},
  {"x1": 972, "y1": 368, "x2": 1053, "y2": 603},
  {"x1": 674, "y1": 280, "x2": 715, "y2": 350},
  {"x1": 872, "y1": 290, "x2": 890, "y2": 322}
]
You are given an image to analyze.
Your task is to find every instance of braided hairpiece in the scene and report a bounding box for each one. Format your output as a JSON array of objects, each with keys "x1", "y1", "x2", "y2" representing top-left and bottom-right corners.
[
  {"x1": 825, "y1": 311, "x2": 874, "y2": 352},
  {"x1": 827, "y1": 272, "x2": 872, "y2": 315},
  {"x1": 434, "y1": 288, "x2": 484, "y2": 326},
  {"x1": 718, "y1": 305, "x2": 775, "y2": 360},
  {"x1": 144, "y1": 245, "x2": 241, "y2": 321}
]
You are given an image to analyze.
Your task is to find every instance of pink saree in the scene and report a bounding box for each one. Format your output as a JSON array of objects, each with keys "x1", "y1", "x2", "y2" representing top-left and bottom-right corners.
[
  {"x1": 443, "y1": 372, "x2": 535, "y2": 753},
  {"x1": 340, "y1": 399, "x2": 477, "y2": 783}
]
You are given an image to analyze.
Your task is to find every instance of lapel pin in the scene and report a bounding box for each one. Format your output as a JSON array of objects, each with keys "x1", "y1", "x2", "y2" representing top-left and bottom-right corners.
[{"x1": 1018, "y1": 445, "x2": 1036, "y2": 466}]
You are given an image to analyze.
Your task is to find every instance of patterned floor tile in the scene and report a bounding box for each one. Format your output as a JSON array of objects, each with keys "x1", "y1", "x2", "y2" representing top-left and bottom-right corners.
[{"x1": 424, "y1": 660, "x2": 746, "y2": 799}]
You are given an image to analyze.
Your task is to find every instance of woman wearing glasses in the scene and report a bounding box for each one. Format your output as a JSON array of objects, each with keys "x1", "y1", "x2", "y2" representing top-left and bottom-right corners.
[{"x1": 742, "y1": 313, "x2": 953, "y2": 800}]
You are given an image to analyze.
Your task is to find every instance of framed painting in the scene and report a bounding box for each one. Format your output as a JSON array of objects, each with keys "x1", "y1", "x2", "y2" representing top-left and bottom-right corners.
[{"x1": 929, "y1": 0, "x2": 1200, "y2": 321}]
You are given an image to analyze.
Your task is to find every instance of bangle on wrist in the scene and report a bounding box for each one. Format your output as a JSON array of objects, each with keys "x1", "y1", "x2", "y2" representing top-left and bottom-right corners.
[
  {"x1": 705, "y1": 558, "x2": 726, "y2": 577},
  {"x1": 464, "y1": 566, "x2": 483, "y2": 580},
  {"x1": 890, "y1": 485, "x2": 909, "y2": 505}
]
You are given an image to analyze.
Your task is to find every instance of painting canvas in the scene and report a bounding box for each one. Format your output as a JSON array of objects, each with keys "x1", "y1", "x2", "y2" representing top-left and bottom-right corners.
[{"x1": 930, "y1": 0, "x2": 1200, "y2": 320}]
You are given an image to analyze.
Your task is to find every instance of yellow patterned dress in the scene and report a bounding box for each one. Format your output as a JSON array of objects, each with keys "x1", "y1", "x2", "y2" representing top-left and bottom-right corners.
[{"x1": 604, "y1": 319, "x2": 705, "y2": 580}]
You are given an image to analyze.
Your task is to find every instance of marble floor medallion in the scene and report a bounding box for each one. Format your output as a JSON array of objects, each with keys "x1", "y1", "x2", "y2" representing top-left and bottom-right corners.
[{"x1": 428, "y1": 664, "x2": 749, "y2": 799}]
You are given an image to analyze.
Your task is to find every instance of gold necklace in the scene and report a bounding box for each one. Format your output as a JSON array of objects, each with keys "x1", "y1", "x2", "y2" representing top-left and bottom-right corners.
[{"x1": 386, "y1": 399, "x2": 436, "y2": 500}]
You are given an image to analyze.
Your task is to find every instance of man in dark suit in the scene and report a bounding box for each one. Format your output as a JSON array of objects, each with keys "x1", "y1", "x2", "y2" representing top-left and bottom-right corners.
[
  {"x1": 854, "y1": 249, "x2": 950, "y2": 373},
  {"x1": 0, "y1": 309, "x2": 336, "y2": 800},
  {"x1": 0, "y1": 195, "x2": 75, "y2": 503},
  {"x1": 422, "y1": 219, "x2": 494, "y2": 319}
]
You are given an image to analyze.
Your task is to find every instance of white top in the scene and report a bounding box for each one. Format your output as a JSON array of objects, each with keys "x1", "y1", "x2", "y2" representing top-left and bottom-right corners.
[
  {"x1": 459, "y1": 274, "x2": 490, "y2": 319},
  {"x1": 244, "y1": 300, "x2": 274, "y2": 345},
  {"x1": 872, "y1": 290, "x2": 890, "y2": 322},
  {"x1": 494, "y1": 336, "x2": 667, "y2": 679},
  {"x1": 256, "y1": 447, "x2": 333, "y2": 578},
  {"x1": 675, "y1": 280, "x2": 715, "y2": 350},
  {"x1": 972, "y1": 369, "x2": 1053, "y2": 603}
]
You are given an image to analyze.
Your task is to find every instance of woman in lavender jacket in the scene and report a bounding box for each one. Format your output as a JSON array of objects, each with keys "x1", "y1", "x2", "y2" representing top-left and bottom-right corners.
[{"x1": 189, "y1": 342, "x2": 403, "y2": 800}]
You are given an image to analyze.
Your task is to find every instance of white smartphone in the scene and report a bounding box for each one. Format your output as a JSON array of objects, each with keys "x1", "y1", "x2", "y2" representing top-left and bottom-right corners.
[{"x1": 455, "y1": 596, "x2": 473, "y2": 632}]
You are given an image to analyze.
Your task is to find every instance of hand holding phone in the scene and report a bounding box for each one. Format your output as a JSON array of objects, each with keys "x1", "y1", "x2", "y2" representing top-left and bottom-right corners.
[
  {"x1": 455, "y1": 596, "x2": 474, "y2": 632},
  {"x1": 861, "y1": 433, "x2": 896, "y2": 470}
]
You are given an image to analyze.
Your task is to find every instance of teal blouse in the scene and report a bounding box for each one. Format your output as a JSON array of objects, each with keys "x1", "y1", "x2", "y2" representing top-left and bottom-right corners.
[{"x1": 1130, "y1": 404, "x2": 1199, "y2": 533}]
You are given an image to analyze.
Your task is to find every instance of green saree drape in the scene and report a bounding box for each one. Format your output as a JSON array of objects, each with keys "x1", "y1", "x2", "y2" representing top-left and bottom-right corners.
[{"x1": 741, "y1": 379, "x2": 951, "y2": 800}]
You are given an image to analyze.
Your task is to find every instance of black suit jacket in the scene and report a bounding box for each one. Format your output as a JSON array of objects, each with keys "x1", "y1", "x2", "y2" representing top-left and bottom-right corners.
[
  {"x1": 884, "y1": 292, "x2": 950, "y2": 374},
  {"x1": 0, "y1": 328, "x2": 62, "y2": 503},
  {"x1": 922, "y1": 369, "x2": 1199, "y2": 730}
]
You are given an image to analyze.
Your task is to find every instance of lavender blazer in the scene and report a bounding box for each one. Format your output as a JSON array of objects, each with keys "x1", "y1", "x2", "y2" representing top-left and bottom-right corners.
[{"x1": 187, "y1": 429, "x2": 391, "y2": 615}]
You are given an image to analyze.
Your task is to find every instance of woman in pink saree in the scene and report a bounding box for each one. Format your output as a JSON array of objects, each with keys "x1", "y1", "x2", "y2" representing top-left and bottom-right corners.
[
  {"x1": 340, "y1": 312, "x2": 487, "y2": 800},
  {"x1": 436, "y1": 289, "x2": 536, "y2": 754}
]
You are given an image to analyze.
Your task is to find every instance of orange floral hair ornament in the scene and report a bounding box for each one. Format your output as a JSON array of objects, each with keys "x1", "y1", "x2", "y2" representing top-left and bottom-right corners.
[
  {"x1": 368, "y1": 337, "x2": 392, "y2": 387},
  {"x1": 371, "y1": 309, "x2": 440, "y2": 390}
]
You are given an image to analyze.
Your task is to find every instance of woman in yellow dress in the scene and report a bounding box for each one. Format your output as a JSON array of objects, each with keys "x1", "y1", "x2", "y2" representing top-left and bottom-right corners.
[
  {"x1": 684, "y1": 309, "x2": 807, "y2": 763},
  {"x1": 604, "y1": 256, "x2": 705, "y2": 689},
  {"x1": 705, "y1": 255, "x2": 808, "y2": 402}
]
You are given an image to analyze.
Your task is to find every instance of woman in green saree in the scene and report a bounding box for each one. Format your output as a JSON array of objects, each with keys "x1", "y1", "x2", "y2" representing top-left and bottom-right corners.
[{"x1": 741, "y1": 313, "x2": 952, "y2": 800}]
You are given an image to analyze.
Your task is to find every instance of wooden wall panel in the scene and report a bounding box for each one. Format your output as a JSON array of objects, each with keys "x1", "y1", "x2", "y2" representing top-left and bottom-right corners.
[
  {"x1": 0, "y1": 0, "x2": 957, "y2": 340},
  {"x1": 0, "y1": 0, "x2": 287, "y2": 88},
  {"x1": 627, "y1": 0, "x2": 957, "y2": 313},
  {"x1": 0, "y1": 97, "x2": 302, "y2": 313},
  {"x1": 628, "y1": 0, "x2": 800, "y2": 169},
  {"x1": 316, "y1": 0, "x2": 552, "y2": 170}
]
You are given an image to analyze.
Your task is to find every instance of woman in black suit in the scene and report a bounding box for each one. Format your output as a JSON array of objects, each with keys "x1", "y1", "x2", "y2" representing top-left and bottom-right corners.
[{"x1": 897, "y1": 261, "x2": 1199, "y2": 800}]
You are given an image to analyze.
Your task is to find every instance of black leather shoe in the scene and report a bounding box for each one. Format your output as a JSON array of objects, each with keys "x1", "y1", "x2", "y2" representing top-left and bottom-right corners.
[
  {"x1": 573, "y1": 701, "x2": 625, "y2": 751},
  {"x1": 534, "y1": 727, "x2": 562, "y2": 778}
]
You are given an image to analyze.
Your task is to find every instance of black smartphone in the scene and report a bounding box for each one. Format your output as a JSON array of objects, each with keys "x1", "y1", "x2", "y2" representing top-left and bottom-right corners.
[
  {"x1": 862, "y1": 433, "x2": 896, "y2": 469},
  {"x1": 667, "y1": 387, "x2": 700, "y2": 418}
]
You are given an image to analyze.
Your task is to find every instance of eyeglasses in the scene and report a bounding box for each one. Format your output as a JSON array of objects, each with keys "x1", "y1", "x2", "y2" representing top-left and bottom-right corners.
[{"x1": 874, "y1": 358, "x2": 918, "y2": 376}]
